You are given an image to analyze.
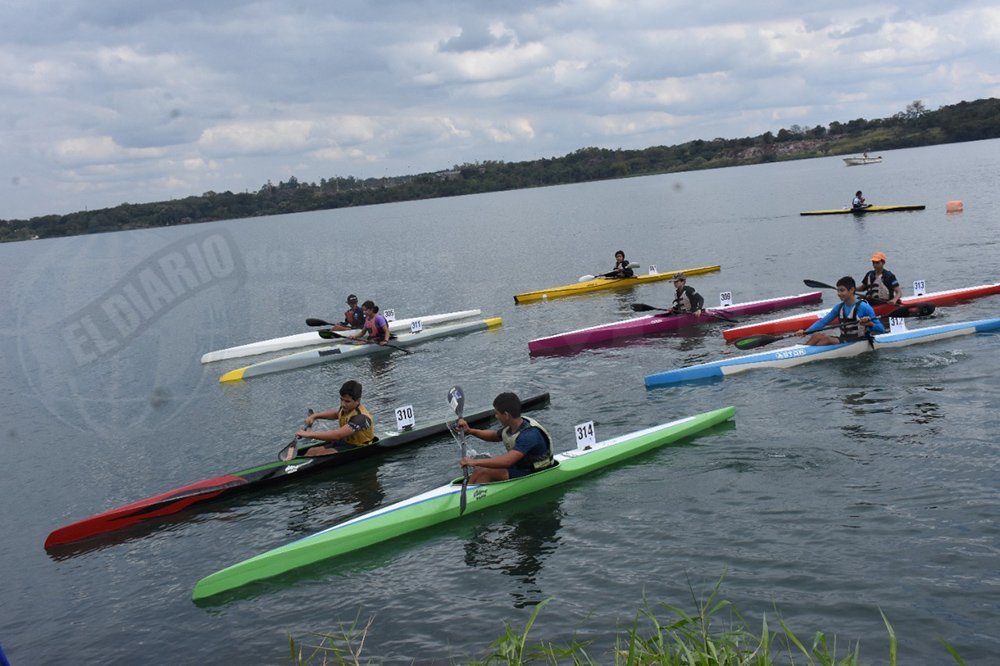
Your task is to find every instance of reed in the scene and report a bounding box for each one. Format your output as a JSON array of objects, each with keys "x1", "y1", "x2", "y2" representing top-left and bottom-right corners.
[{"x1": 283, "y1": 581, "x2": 964, "y2": 665}]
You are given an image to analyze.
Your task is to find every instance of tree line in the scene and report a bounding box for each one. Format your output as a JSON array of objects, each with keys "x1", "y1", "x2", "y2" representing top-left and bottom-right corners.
[{"x1": 3, "y1": 97, "x2": 999, "y2": 242}]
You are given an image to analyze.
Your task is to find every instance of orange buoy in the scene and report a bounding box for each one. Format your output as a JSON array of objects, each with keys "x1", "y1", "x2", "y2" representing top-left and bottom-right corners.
[{"x1": 946, "y1": 200, "x2": 964, "y2": 213}]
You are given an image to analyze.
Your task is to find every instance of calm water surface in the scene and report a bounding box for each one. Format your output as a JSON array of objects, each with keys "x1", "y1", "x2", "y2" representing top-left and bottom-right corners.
[{"x1": 2, "y1": 140, "x2": 999, "y2": 664}]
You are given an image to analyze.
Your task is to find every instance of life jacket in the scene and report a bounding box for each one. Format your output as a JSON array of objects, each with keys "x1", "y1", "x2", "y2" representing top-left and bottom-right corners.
[
  {"x1": 339, "y1": 403, "x2": 375, "y2": 446},
  {"x1": 363, "y1": 314, "x2": 388, "y2": 341},
  {"x1": 343, "y1": 305, "x2": 364, "y2": 327},
  {"x1": 500, "y1": 416, "x2": 555, "y2": 472},
  {"x1": 838, "y1": 302, "x2": 865, "y2": 340},
  {"x1": 673, "y1": 286, "x2": 696, "y2": 312},
  {"x1": 862, "y1": 269, "x2": 895, "y2": 301}
]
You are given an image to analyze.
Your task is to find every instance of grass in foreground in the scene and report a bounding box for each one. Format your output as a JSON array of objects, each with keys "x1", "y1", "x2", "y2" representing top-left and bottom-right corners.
[{"x1": 284, "y1": 580, "x2": 965, "y2": 665}]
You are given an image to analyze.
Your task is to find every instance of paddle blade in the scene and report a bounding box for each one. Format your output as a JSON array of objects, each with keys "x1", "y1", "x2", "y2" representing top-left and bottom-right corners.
[
  {"x1": 733, "y1": 334, "x2": 782, "y2": 350},
  {"x1": 447, "y1": 386, "x2": 465, "y2": 418},
  {"x1": 803, "y1": 279, "x2": 836, "y2": 290},
  {"x1": 630, "y1": 303, "x2": 657, "y2": 312},
  {"x1": 306, "y1": 318, "x2": 333, "y2": 327},
  {"x1": 889, "y1": 303, "x2": 935, "y2": 318},
  {"x1": 577, "y1": 274, "x2": 597, "y2": 282}
]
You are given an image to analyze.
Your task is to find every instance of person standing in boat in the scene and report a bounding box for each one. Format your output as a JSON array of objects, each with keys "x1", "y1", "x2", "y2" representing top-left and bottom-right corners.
[
  {"x1": 284, "y1": 380, "x2": 375, "y2": 459},
  {"x1": 456, "y1": 392, "x2": 555, "y2": 483},
  {"x1": 670, "y1": 273, "x2": 704, "y2": 317},
  {"x1": 360, "y1": 300, "x2": 391, "y2": 345},
  {"x1": 859, "y1": 251, "x2": 902, "y2": 304},
  {"x1": 609, "y1": 250, "x2": 635, "y2": 278},
  {"x1": 852, "y1": 191, "x2": 869, "y2": 210},
  {"x1": 795, "y1": 276, "x2": 884, "y2": 346}
]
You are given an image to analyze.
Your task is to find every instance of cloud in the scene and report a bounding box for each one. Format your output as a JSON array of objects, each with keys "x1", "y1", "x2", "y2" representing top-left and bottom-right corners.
[{"x1": 1, "y1": 0, "x2": 998, "y2": 219}]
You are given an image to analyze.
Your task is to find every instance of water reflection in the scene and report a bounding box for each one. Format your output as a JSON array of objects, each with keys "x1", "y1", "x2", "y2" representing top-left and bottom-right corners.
[
  {"x1": 463, "y1": 500, "x2": 565, "y2": 608},
  {"x1": 285, "y1": 463, "x2": 386, "y2": 536}
]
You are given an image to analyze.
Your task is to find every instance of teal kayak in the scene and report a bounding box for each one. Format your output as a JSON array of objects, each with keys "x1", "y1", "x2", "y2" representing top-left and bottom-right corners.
[{"x1": 192, "y1": 405, "x2": 736, "y2": 600}]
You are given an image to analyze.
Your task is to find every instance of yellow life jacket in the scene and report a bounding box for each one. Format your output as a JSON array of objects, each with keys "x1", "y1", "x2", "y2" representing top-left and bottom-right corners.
[{"x1": 339, "y1": 403, "x2": 375, "y2": 446}]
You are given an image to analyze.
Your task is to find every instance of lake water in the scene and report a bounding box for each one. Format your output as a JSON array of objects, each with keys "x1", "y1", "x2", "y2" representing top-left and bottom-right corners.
[{"x1": 2, "y1": 139, "x2": 999, "y2": 664}]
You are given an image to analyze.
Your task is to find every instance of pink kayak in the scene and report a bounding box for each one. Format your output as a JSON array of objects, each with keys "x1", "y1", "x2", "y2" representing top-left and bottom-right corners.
[{"x1": 528, "y1": 291, "x2": 823, "y2": 354}]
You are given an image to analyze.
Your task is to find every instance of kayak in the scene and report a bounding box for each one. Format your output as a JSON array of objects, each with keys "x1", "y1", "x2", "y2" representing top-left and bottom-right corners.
[
  {"x1": 44, "y1": 393, "x2": 550, "y2": 549},
  {"x1": 800, "y1": 204, "x2": 925, "y2": 215},
  {"x1": 192, "y1": 405, "x2": 735, "y2": 600},
  {"x1": 722, "y1": 283, "x2": 1000, "y2": 342},
  {"x1": 513, "y1": 264, "x2": 721, "y2": 304},
  {"x1": 201, "y1": 309, "x2": 482, "y2": 363},
  {"x1": 528, "y1": 291, "x2": 822, "y2": 354},
  {"x1": 645, "y1": 317, "x2": 1000, "y2": 387},
  {"x1": 220, "y1": 317, "x2": 502, "y2": 383}
]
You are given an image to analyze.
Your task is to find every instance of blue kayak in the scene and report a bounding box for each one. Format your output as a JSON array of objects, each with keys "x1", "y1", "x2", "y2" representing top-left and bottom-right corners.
[{"x1": 645, "y1": 317, "x2": 1000, "y2": 388}]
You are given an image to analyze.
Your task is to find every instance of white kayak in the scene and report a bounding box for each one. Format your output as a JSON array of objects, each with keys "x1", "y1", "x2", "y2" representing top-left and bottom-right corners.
[
  {"x1": 645, "y1": 317, "x2": 1000, "y2": 387},
  {"x1": 201, "y1": 309, "x2": 481, "y2": 363},
  {"x1": 220, "y1": 317, "x2": 502, "y2": 382}
]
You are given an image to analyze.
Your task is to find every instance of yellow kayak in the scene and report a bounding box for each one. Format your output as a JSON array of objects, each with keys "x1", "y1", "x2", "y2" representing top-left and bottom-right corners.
[{"x1": 513, "y1": 265, "x2": 722, "y2": 304}]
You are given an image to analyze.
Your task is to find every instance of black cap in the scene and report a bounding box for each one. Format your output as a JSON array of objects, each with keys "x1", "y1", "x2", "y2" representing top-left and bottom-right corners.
[
  {"x1": 672, "y1": 273, "x2": 686, "y2": 281},
  {"x1": 347, "y1": 294, "x2": 358, "y2": 304}
]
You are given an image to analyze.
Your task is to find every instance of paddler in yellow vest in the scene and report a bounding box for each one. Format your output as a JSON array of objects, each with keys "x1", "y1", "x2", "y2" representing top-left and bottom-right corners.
[
  {"x1": 292, "y1": 380, "x2": 375, "y2": 458},
  {"x1": 457, "y1": 392, "x2": 555, "y2": 483}
]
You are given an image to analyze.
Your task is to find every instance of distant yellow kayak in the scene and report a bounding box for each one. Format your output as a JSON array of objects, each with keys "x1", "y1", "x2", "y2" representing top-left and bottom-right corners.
[
  {"x1": 800, "y1": 204, "x2": 925, "y2": 216},
  {"x1": 513, "y1": 265, "x2": 722, "y2": 304}
]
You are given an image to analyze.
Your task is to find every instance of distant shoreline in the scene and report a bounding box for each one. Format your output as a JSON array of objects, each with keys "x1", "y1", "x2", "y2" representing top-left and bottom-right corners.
[{"x1": 3, "y1": 97, "x2": 998, "y2": 243}]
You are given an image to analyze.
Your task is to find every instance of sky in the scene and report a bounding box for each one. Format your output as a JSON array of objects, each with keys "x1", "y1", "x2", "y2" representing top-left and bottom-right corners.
[{"x1": 2, "y1": 1, "x2": 999, "y2": 220}]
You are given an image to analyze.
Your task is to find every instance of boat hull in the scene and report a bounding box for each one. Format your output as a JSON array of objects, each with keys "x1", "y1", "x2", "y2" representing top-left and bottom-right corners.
[
  {"x1": 800, "y1": 204, "x2": 925, "y2": 215},
  {"x1": 44, "y1": 393, "x2": 550, "y2": 548},
  {"x1": 722, "y1": 283, "x2": 1000, "y2": 342},
  {"x1": 219, "y1": 317, "x2": 502, "y2": 382},
  {"x1": 528, "y1": 292, "x2": 822, "y2": 353},
  {"x1": 201, "y1": 309, "x2": 482, "y2": 363},
  {"x1": 513, "y1": 264, "x2": 721, "y2": 304},
  {"x1": 646, "y1": 318, "x2": 1000, "y2": 387},
  {"x1": 192, "y1": 406, "x2": 736, "y2": 600},
  {"x1": 843, "y1": 156, "x2": 882, "y2": 166}
]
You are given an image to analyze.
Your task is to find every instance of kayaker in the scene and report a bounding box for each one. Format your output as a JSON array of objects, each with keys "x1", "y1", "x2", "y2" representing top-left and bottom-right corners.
[
  {"x1": 610, "y1": 250, "x2": 635, "y2": 278},
  {"x1": 859, "y1": 251, "x2": 902, "y2": 304},
  {"x1": 331, "y1": 294, "x2": 365, "y2": 331},
  {"x1": 456, "y1": 392, "x2": 555, "y2": 483},
  {"x1": 671, "y1": 274, "x2": 704, "y2": 316},
  {"x1": 795, "y1": 276, "x2": 884, "y2": 345},
  {"x1": 361, "y1": 300, "x2": 391, "y2": 345},
  {"x1": 852, "y1": 190, "x2": 870, "y2": 210},
  {"x1": 287, "y1": 380, "x2": 375, "y2": 459}
]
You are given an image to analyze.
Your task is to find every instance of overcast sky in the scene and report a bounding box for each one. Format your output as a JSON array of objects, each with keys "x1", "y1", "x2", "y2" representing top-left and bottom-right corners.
[{"x1": 2, "y1": 1, "x2": 998, "y2": 220}]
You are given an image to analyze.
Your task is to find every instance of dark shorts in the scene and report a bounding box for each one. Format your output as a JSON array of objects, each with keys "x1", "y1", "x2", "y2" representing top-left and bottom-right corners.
[{"x1": 508, "y1": 466, "x2": 534, "y2": 479}]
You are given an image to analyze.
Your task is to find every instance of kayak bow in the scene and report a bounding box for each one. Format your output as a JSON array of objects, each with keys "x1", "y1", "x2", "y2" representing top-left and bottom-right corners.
[
  {"x1": 192, "y1": 406, "x2": 736, "y2": 600},
  {"x1": 44, "y1": 393, "x2": 550, "y2": 549}
]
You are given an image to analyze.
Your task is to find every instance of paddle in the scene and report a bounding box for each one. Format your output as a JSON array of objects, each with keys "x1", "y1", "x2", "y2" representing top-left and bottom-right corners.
[
  {"x1": 630, "y1": 303, "x2": 738, "y2": 324},
  {"x1": 304, "y1": 317, "x2": 412, "y2": 353},
  {"x1": 578, "y1": 262, "x2": 639, "y2": 282},
  {"x1": 447, "y1": 385, "x2": 470, "y2": 515},
  {"x1": 278, "y1": 408, "x2": 315, "y2": 461},
  {"x1": 732, "y1": 304, "x2": 935, "y2": 350}
]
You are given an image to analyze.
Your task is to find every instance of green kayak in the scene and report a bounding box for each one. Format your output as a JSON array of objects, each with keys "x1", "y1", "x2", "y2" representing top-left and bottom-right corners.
[{"x1": 192, "y1": 405, "x2": 736, "y2": 600}]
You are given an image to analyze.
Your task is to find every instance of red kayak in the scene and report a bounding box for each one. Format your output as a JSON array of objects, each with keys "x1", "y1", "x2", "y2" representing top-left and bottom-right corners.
[
  {"x1": 528, "y1": 292, "x2": 822, "y2": 354},
  {"x1": 722, "y1": 282, "x2": 1000, "y2": 342}
]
